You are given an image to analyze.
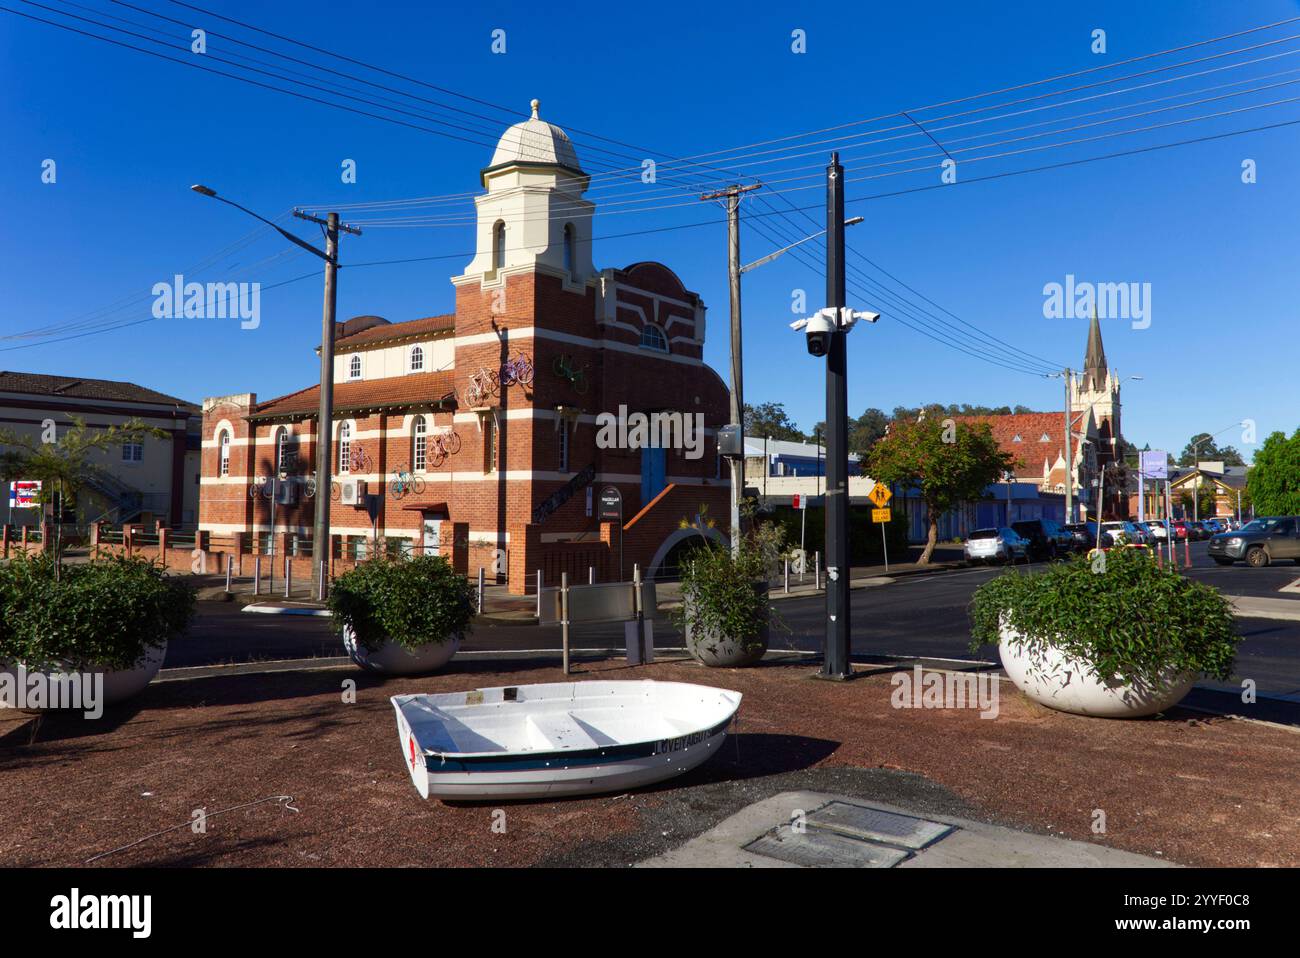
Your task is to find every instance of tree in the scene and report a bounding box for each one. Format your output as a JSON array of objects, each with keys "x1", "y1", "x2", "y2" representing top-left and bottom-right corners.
[
  {"x1": 743, "y1": 402, "x2": 805, "y2": 443},
  {"x1": 1178, "y1": 432, "x2": 1246, "y2": 466},
  {"x1": 1247, "y1": 428, "x2": 1300, "y2": 516},
  {"x1": 848, "y1": 408, "x2": 889, "y2": 457},
  {"x1": 867, "y1": 417, "x2": 1017, "y2": 564},
  {"x1": 0, "y1": 417, "x2": 166, "y2": 573}
]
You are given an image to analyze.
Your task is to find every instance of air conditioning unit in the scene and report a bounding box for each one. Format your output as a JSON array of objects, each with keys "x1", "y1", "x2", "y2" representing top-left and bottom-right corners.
[
  {"x1": 340, "y1": 479, "x2": 367, "y2": 506},
  {"x1": 275, "y1": 481, "x2": 299, "y2": 506}
]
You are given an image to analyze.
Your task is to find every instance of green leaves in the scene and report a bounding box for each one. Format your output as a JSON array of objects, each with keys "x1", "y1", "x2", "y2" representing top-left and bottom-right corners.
[
  {"x1": 868, "y1": 417, "x2": 1016, "y2": 517},
  {"x1": 0, "y1": 553, "x2": 195, "y2": 670},
  {"x1": 968, "y1": 548, "x2": 1239, "y2": 687},
  {"x1": 326, "y1": 554, "x2": 476, "y2": 652},
  {"x1": 1247, "y1": 428, "x2": 1300, "y2": 517}
]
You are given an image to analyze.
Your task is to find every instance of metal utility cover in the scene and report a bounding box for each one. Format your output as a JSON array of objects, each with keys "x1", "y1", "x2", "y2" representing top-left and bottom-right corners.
[
  {"x1": 745, "y1": 824, "x2": 908, "y2": 868},
  {"x1": 807, "y1": 802, "x2": 954, "y2": 849}
]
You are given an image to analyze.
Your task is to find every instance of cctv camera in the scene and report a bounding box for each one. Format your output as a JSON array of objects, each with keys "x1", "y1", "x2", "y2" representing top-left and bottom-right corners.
[{"x1": 803, "y1": 310, "x2": 834, "y2": 357}]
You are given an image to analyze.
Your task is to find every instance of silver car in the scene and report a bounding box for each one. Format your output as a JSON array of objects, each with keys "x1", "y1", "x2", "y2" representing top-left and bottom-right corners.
[{"x1": 964, "y1": 527, "x2": 1029, "y2": 564}]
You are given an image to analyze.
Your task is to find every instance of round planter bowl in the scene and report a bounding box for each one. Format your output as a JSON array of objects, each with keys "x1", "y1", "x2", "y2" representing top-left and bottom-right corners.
[
  {"x1": 684, "y1": 586, "x2": 770, "y2": 668},
  {"x1": 0, "y1": 640, "x2": 167, "y2": 711},
  {"x1": 999, "y1": 628, "x2": 1193, "y2": 718},
  {"x1": 343, "y1": 625, "x2": 460, "y2": 675}
]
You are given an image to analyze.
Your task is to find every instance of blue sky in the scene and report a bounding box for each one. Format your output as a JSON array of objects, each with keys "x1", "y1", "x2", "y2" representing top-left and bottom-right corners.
[{"x1": 3, "y1": 0, "x2": 1299, "y2": 461}]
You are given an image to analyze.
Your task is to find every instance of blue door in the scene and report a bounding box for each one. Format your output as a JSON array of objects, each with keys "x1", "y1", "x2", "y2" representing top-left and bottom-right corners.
[{"x1": 641, "y1": 446, "x2": 666, "y2": 505}]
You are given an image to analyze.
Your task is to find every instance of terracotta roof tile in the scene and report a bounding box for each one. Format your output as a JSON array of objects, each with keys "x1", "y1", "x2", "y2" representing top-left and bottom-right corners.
[
  {"x1": 334, "y1": 314, "x2": 455, "y2": 351},
  {"x1": 252, "y1": 370, "x2": 457, "y2": 419},
  {"x1": 954, "y1": 413, "x2": 1066, "y2": 478},
  {"x1": 0, "y1": 370, "x2": 196, "y2": 408}
]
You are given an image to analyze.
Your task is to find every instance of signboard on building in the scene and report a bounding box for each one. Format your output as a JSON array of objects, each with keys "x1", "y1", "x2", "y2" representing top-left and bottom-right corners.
[
  {"x1": 8, "y1": 480, "x2": 41, "y2": 509},
  {"x1": 598, "y1": 485, "x2": 622, "y2": 521},
  {"x1": 1139, "y1": 450, "x2": 1168, "y2": 480}
]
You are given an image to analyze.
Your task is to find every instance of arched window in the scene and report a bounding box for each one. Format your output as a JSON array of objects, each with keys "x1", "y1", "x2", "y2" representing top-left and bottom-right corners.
[
  {"x1": 562, "y1": 223, "x2": 574, "y2": 274},
  {"x1": 413, "y1": 417, "x2": 428, "y2": 472},
  {"x1": 640, "y1": 323, "x2": 668, "y2": 352},
  {"x1": 218, "y1": 430, "x2": 231, "y2": 477},
  {"x1": 348, "y1": 354, "x2": 362, "y2": 380},
  {"x1": 338, "y1": 422, "x2": 352, "y2": 474},
  {"x1": 410, "y1": 345, "x2": 424, "y2": 372},
  {"x1": 493, "y1": 221, "x2": 506, "y2": 271}
]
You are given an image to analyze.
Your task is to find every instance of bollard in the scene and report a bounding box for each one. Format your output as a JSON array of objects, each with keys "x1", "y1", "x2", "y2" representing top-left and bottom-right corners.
[
  {"x1": 815, "y1": 551, "x2": 821, "y2": 590},
  {"x1": 536, "y1": 570, "x2": 543, "y2": 618},
  {"x1": 477, "y1": 567, "x2": 485, "y2": 614},
  {"x1": 589, "y1": 565, "x2": 595, "y2": 585},
  {"x1": 284, "y1": 556, "x2": 291, "y2": 599},
  {"x1": 225, "y1": 559, "x2": 232, "y2": 593},
  {"x1": 318, "y1": 562, "x2": 328, "y2": 602},
  {"x1": 1184, "y1": 535, "x2": 1190, "y2": 568},
  {"x1": 253, "y1": 556, "x2": 262, "y2": 596},
  {"x1": 784, "y1": 558, "x2": 789, "y2": 594},
  {"x1": 560, "y1": 571, "x2": 570, "y2": 676},
  {"x1": 269, "y1": 550, "x2": 275, "y2": 594}
]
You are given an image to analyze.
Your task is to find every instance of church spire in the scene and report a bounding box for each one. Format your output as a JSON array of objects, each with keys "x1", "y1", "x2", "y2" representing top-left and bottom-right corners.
[{"x1": 1082, "y1": 306, "x2": 1108, "y2": 391}]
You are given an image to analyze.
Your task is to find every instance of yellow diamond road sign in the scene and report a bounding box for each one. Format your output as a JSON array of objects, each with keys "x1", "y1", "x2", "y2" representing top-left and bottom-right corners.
[
  {"x1": 872, "y1": 508, "x2": 892, "y2": 523},
  {"x1": 868, "y1": 482, "x2": 892, "y2": 507}
]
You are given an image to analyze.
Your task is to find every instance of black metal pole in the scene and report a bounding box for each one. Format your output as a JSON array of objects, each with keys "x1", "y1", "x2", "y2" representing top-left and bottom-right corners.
[{"x1": 821, "y1": 153, "x2": 851, "y2": 679}]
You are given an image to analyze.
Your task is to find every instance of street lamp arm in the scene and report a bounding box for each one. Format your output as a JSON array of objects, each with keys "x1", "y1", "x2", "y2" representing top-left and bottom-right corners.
[
  {"x1": 191, "y1": 185, "x2": 334, "y2": 264},
  {"x1": 740, "y1": 217, "x2": 863, "y2": 274}
]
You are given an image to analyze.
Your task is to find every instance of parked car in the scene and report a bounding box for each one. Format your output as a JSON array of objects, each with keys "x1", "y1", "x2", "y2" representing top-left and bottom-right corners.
[
  {"x1": 1172, "y1": 520, "x2": 1191, "y2": 540},
  {"x1": 1143, "y1": 519, "x2": 1170, "y2": 540},
  {"x1": 1102, "y1": 521, "x2": 1148, "y2": 546},
  {"x1": 1064, "y1": 521, "x2": 1114, "y2": 550},
  {"x1": 1202, "y1": 518, "x2": 1226, "y2": 535},
  {"x1": 1135, "y1": 521, "x2": 1161, "y2": 542},
  {"x1": 1207, "y1": 516, "x2": 1300, "y2": 567},
  {"x1": 1011, "y1": 519, "x2": 1073, "y2": 560},
  {"x1": 1187, "y1": 520, "x2": 1210, "y2": 540},
  {"x1": 964, "y1": 527, "x2": 1029, "y2": 564}
]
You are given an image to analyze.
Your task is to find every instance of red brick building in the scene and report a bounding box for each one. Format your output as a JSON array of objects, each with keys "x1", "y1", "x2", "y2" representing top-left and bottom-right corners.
[{"x1": 200, "y1": 102, "x2": 730, "y2": 591}]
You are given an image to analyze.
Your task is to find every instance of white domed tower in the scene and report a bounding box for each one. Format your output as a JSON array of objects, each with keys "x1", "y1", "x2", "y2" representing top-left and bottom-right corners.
[{"x1": 456, "y1": 99, "x2": 594, "y2": 288}]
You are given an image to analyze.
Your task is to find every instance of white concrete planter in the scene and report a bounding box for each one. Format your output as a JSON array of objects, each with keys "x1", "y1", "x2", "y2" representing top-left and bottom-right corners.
[
  {"x1": 0, "y1": 640, "x2": 167, "y2": 711},
  {"x1": 343, "y1": 625, "x2": 459, "y2": 676},
  {"x1": 683, "y1": 587, "x2": 770, "y2": 668},
  {"x1": 999, "y1": 626, "x2": 1193, "y2": 718}
]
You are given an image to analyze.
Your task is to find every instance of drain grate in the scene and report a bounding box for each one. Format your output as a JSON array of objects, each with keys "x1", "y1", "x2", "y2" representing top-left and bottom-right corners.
[
  {"x1": 743, "y1": 802, "x2": 957, "y2": 868},
  {"x1": 806, "y1": 802, "x2": 954, "y2": 850},
  {"x1": 744, "y1": 824, "x2": 909, "y2": 868}
]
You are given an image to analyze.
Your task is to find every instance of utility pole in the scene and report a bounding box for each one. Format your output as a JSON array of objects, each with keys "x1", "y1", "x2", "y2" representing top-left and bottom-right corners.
[
  {"x1": 293, "y1": 210, "x2": 361, "y2": 600},
  {"x1": 701, "y1": 183, "x2": 760, "y2": 556},
  {"x1": 1062, "y1": 368, "x2": 1073, "y2": 524},
  {"x1": 821, "y1": 152, "x2": 851, "y2": 680}
]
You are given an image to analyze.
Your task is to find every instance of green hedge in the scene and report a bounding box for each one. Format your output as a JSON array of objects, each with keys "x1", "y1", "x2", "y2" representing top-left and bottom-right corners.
[
  {"x1": 327, "y1": 554, "x2": 475, "y2": 652},
  {"x1": 0, "y1": 553, "x2": 195, "y2": 670}
]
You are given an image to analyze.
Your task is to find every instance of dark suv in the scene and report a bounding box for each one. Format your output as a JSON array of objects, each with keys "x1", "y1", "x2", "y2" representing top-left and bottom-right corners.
[
  {"x1": 1012, "y1": 519, "x2": 1073, "y2": 560},
  {"x1": 1208, "y1": 516, "x2": 1300, "y2": 567}
]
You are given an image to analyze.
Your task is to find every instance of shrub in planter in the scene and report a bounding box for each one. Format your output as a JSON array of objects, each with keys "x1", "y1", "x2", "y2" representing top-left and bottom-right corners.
[
  {"x1": 0, "y1": 553, "x2": 195, "y2": 708},
  {"x1": 677, "y1": 520, "x2": 786, "y2": 668},
  {"x1": 327, "y1": 554, "x2": 475, "y2": 675},
  {"x1": 969, "y1": 547, "x2": 1238, "y2": 717}
]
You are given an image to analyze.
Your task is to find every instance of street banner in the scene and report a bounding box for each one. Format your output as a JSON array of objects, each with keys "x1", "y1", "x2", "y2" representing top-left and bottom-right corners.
[
  {"x1": 1139, "y1": 450, "x2": 1168, "y2": 480},
  {"x1": 9, "y1": 480, "x2": 41, "y2": 509}
]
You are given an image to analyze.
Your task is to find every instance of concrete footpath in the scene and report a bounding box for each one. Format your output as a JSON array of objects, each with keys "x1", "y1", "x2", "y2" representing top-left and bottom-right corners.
[{"x1": 640, "y1": 791, "x2": 1175, "y2": 868}]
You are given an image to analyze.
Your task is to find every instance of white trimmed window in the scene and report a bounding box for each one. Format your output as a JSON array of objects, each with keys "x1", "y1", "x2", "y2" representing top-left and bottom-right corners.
[
  {"x1": 218, "y1": 431, "x2": 231, "y2": 477},
  {"x1": 640, "y1": 323, "x2": 668, "y2": 352},
  {"x1": 413, "y1": 417, "x2": 428, "y2": 472},
  {"x1": 338, "y1": 422, "x2": 352, "y2": 474},
  {"x1": 410, "y1": 345, "x2": 424, "y2": 372},
  {"x1": 122, "y1": 442, "x2": 143, "y2": 462},
  {"x1": 493, "y1": 221, "x2": 506, "y2": 271},
  {"x1": 348, "y1": 354, "x2": 362, "y2": 380},
  {"x1": 276, "y1": 428, "x2": 293, "y2": 474},
  {"x1": 484, "y1": 415, "x2": 498, "y2": 474}
]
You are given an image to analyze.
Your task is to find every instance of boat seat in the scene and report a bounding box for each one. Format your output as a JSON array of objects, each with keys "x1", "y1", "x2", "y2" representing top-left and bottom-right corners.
[{"x1": 525, "y1": 712, "x2": 609, "y2": 751}]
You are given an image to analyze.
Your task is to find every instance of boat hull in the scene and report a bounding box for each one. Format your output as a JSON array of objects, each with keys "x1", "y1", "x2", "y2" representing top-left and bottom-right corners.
[{"x1": 392, "y1": 680, "x2": 740, "y2": 801}]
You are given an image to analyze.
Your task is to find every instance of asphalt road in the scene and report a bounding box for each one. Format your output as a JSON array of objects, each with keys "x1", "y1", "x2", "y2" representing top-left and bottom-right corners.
[{"x1": 170, "y1": 541, "x2": 1300, "y2": 697}]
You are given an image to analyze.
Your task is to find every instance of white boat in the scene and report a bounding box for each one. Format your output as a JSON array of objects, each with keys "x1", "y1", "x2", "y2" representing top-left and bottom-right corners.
[{"x1": 391, "y1": 680, "x2": 742, "y2": 800}]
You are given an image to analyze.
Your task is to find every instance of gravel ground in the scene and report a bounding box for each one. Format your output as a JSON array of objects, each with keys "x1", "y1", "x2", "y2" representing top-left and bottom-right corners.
[{"x1": 1, "y1": 658, "x2": 1296, "y2": 867}]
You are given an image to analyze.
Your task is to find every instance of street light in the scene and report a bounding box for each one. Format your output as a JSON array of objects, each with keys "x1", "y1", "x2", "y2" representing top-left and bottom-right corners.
[
  {"x1": 1187, "y1": 420, "x2": 1243, "y2": 522},
  {"x1": 191, "y1": 186, "x2": 359, "y2": 599},
  {"x1": 740, "y1": 217, "x2": 862, "y2": 274}
]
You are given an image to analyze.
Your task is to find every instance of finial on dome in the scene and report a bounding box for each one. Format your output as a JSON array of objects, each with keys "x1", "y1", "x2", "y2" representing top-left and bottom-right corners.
[{"x1": 530, "y1": 98, "x2": 540, "y2": 120}]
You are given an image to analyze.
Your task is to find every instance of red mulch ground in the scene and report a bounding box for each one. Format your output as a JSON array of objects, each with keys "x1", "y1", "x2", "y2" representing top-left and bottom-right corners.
[{"x1": 1, "y1": 658, "x2": 1296, "y2": 867}]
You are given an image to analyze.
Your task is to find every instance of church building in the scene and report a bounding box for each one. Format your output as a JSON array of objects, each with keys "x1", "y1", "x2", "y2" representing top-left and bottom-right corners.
[{"x1": 199, "y1": 101, "x2": 731, "y2": 592}]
